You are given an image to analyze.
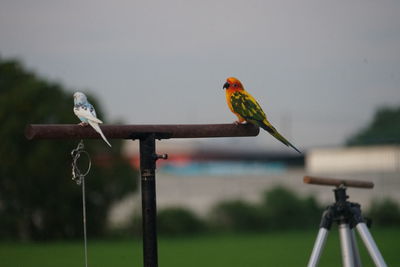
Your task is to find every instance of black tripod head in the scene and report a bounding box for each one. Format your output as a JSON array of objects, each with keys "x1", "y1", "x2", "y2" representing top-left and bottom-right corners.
[{"x1": 304, "y1": 176, "x2": 374, "y2": 230}]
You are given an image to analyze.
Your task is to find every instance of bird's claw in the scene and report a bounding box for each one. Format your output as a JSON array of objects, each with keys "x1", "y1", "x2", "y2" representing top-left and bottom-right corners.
[
  {"x1": 78, "y1": 122, "x2": 88, "y2": 127},
  {"x1": 233, "y1": 121, "x2": 247, "y2": 125}
]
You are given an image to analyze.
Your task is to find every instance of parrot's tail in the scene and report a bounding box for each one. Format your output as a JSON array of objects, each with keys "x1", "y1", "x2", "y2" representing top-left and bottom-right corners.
[
  {"x1": 259, "y1": 121, "x2": 301, "y2": 154},
  {"x1": 88, "y1": 121, "x2": 112, "y2": 147}
]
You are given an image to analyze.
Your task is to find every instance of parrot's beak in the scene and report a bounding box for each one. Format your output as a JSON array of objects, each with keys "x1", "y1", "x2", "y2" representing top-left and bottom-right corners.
[{"x1": 223, "y1": 82, "x2": 230, "y2": 90}]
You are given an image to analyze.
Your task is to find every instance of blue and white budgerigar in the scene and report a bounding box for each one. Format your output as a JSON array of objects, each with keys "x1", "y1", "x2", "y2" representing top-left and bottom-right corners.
[{"x1": 73, "y1": 92, "x2": 112, "y2": 147}]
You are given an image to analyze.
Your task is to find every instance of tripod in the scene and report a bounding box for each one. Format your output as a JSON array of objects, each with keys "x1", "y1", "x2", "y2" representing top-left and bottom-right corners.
[{"x1": 304, "y1": 176, "x2": 387, "y2": 267}]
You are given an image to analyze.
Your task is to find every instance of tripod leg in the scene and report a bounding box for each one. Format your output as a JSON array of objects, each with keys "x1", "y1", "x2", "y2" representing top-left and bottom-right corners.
[
  {"x1": 356, "y1": 223, "x2": 387, "y2": 267},
  {"x1": 350, "y1": 229, "x2": 362, "y2": 267},
  {"x1": 339, "y1": 223, "x2": 355, "y2": 267},
  {"x1": 308, "y1": 228, "x2": 329, "y2": 267}
]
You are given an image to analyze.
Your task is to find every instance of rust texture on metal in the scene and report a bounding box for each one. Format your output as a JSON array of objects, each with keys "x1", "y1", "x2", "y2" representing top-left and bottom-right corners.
[
  {"x1": 303, "y1": 176, "x2": 374, "y2": 189},
  {"x1": 25, "y1": 123, "x2": 260, "y2": 140}
]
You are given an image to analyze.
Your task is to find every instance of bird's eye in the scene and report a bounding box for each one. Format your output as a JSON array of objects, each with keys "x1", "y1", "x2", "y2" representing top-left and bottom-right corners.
[{"x1": 234, "y1": 84, "x2": 238, "y2": 87}]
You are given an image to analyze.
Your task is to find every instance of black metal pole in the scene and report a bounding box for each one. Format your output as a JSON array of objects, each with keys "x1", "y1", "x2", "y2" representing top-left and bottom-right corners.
[{"x1": 139, "y1": 133, "x2": 158, "y2": 267}]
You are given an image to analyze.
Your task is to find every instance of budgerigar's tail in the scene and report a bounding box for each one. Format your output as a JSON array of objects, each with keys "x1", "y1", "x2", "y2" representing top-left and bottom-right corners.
[
  {"x1": 88, "y1": 120, "x2": 112, "y2": 147},
  {"x1": 258, "y1": 120, "x2": 301, "y2": 154}
]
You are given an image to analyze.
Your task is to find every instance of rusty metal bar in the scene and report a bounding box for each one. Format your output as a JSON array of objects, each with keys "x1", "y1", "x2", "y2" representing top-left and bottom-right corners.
[
  {"x1": 303, "y1": 176, "x2": 374, "y2": 189},
  {"x1": 25, "y1": 123, "x2": 259, "y2": 140}
]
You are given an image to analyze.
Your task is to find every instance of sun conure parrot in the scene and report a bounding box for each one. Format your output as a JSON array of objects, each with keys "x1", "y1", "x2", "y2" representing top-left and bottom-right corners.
[{"x1": 223, "y1": 77, "x2": 301, "y2": 153}]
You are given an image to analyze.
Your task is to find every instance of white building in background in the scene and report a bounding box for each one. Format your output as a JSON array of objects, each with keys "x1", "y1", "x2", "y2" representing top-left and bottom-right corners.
[{"x1": 307, "y1": 145, "x2": 400, "y2": 173}]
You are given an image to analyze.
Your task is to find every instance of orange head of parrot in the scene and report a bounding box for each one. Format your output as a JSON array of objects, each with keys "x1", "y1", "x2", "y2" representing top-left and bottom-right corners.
[{"x1": 223, "y1": 77, "x2": 244, "y2": 91}]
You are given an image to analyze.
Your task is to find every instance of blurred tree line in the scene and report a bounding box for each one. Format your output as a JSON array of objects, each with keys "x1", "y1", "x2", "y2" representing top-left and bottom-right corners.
[
  {"x1": 0, "y1": 57, "x2": 137, "y2": 241},
  {"x1": 347, "y1": 106, "x2": 400, "y2": 146},
  {"x1": 145, "y1": 187, "x2": 400, "y2": 237},
  {"x1": 209, "y1": 187, "x2": 322, "y2": 232},
  {"x1": 122, "y1": 187, "x2": 323, "y2": 237}
]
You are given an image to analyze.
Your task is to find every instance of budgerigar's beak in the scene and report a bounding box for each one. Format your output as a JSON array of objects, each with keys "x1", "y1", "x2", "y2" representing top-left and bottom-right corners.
[{"x1": 223, "y1": 82, "x2": 229, "y2": 90}]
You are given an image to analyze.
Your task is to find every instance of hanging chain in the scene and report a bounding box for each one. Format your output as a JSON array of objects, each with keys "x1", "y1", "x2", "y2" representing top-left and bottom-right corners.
[{"x1": 71, "y1": 140, "x2": 91, "y2": 267}]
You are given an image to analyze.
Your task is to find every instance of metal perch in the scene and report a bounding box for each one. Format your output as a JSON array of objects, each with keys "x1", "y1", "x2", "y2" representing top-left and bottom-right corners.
[{"x1": 25, "y1": 123, "x2": 259, "y2": 267}]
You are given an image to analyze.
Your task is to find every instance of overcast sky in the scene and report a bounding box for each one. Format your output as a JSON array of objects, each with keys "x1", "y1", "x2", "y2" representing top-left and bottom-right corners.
[{"x1": 1, "y1": 0, "x2": 399, "y2": 151}]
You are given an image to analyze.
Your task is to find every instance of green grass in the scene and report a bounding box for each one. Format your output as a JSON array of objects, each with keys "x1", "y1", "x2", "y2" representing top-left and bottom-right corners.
[{"x1": 1, "y1": 228, "x2": 399, "y2": 267}]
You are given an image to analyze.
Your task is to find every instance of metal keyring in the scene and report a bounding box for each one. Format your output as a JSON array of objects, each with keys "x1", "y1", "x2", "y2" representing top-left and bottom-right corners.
[{"x1": 71, "y1": 140, "x2": 92, "y2": 185}]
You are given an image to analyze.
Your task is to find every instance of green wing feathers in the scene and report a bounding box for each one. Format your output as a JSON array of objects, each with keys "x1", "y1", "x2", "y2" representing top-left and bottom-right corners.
[
  {"x1": 230, "y1": 91, "x2": 301, "y2": 154},
  {"x1": 230, "y1": 91, "x2": 266, "y2": 122}
]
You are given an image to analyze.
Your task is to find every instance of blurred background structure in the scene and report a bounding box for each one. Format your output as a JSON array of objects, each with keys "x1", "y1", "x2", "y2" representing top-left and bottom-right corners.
[{"x1": 110, "y1": 141, "x2": 400, "y2": 230}]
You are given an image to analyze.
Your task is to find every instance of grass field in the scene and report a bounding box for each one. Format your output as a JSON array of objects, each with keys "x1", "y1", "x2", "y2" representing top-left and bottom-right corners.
[{"x1": 1, "y1": 228, "x2": 398, "y2": 267}]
